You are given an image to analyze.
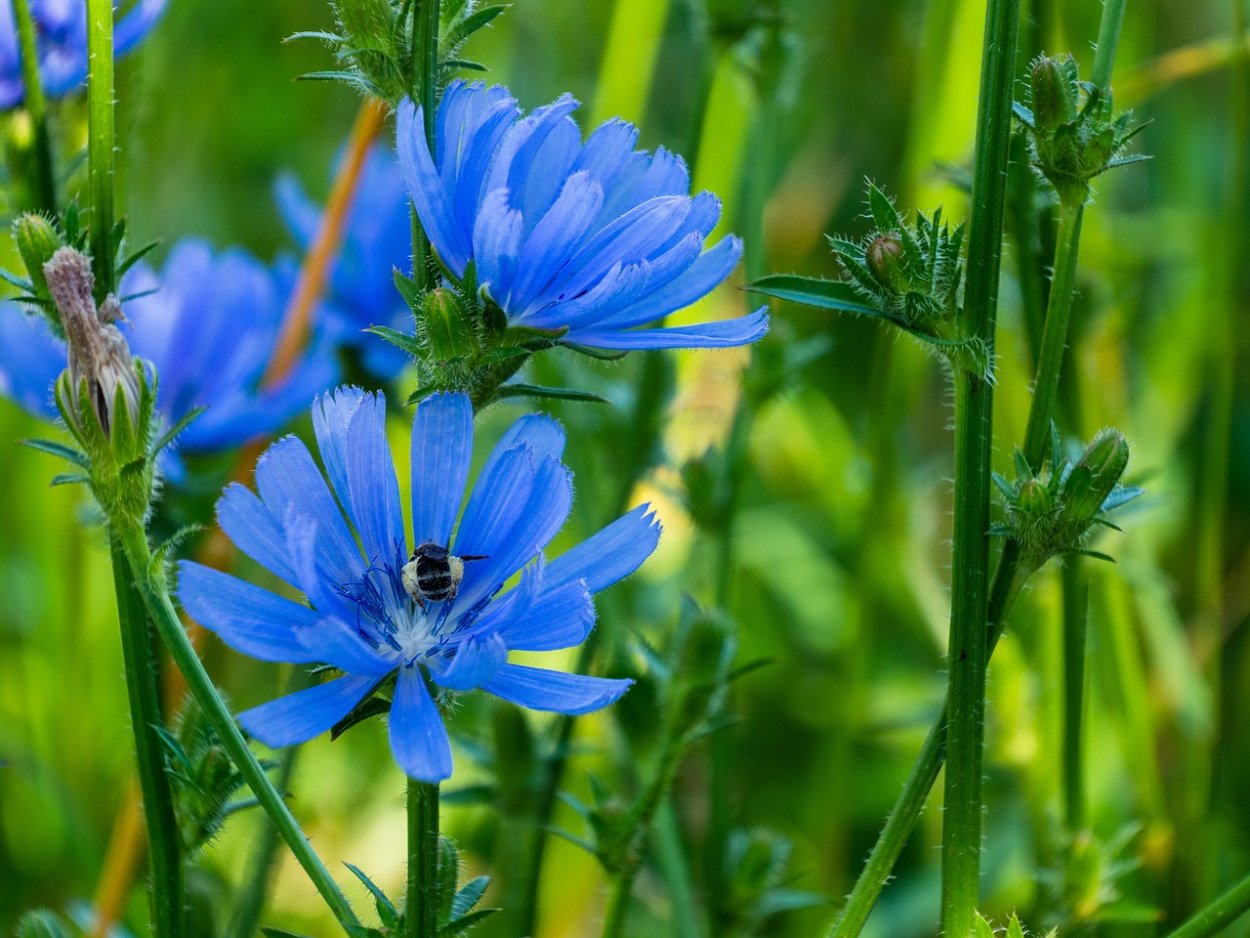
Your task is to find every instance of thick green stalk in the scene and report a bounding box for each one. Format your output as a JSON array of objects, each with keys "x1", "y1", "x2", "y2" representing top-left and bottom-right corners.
[
  {"x1": 11, "y1": 0, "x2": 57, "y2": 213},
  {"x1": 1166, "y1": 872, "x2": 1250, "y2": 938},
  {"x1": 829, "y1": 553, "x2": 1033, "y2": 937},
  {"x1": 1061, "y1": 559, "x2": 1089, "y2": 831},
  {"x1": 85, "y1": 0, "x2": 115, "y2": 298},
  {"x1": 406, "y1": 781, "x2": 439, "y2": 938},
  {"x1": 1021, "y1": 199, "x2": 1084, "y2": 468},
  {"x1": 113, "y1": 523, "x2": 362, "y2": 934},
  {"x1": 108, "y1": 536, "x2": 183, "y2": 937},
  {"x1": 940, "y1": 0, "x2": 1020, "y2": 931},
  {"x1": 1091, "y1": 0, "x2": 1128, "y2": 91},
  {"x1": 227, "y1": 748, "x2": 300, "y2": 938}
]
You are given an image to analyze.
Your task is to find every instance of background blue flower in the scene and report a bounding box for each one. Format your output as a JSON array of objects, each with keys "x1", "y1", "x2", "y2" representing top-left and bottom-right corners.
[
  {"x1": 275, "y1": 144, "x2": 413, "y2": 378},
  {"x1": 0, "y1": 0, "x2": 167, "y2": 110},
  {"x1": 0, "y1": 239, "x2": 337, "y2": 475},
  {"x1": 179, "y1": 388, "x2": 660, "y2": 781},
  {"x1": 397, "y1": 80, "x2": 769, "y2": 351}
]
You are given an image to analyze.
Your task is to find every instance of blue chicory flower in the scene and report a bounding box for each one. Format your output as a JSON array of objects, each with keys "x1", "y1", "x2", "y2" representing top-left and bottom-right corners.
[
  {"x1": 0, "y1": 240, "x2": 337, "y2": 475},
  {"x1": 178, "y1": 388, "x2": 660, "y2": 781},
  {"x1": 275, "y1": 144, "x2": 411, "y2": 377},
  {"x1": 396, "y1": 80, "x2": 769, "y2": 350},
  {"x1": 0, "y1": 0, "x2": 167, "y2": 110}
]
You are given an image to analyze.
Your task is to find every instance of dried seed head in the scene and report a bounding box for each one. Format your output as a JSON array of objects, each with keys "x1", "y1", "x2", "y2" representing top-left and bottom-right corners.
[{"x1": 43, "y1": 247, "x2": 140, "y2": 435}]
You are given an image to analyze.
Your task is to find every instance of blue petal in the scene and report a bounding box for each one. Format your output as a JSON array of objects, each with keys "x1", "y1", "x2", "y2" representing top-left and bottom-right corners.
[
  {"x1": 274, "y1": 171, "x2": 319, "y2": 250},
  {"x1": 411, "y1": 392, "x2": 474, "y2": 547},
  {"x1": 507, "y1": 171, "x2": 604, "y2": 313},
  {"x1": 398, "y1": 99, "x2": 468, "y2": 273},
  {"x1": 215, "y1": 483, "x2": 298, "y2": 587},
  {"x1": 594, "y1": 235, "x2": 743, "y2": 329},
  {"x1": 495, "y1": 578, "x2": 596, "y2": 652},
  {"x1": 570, "y1": 119, "x2": 640, "y2": 190},
  {"x1": 451, "y1": 445, "x2": 535, "y2": 572},
  {"x1": 473, "y1": 189, "x2": 523, "y2": 298},
  {"x1": 389, "y1": 664, "x2": 454, "y2": 781},
  {"x1": 312, "y1": 386, "x2": 367, "y2": 519},
  {"x1": 482, "y1": 664, "x2": 632, "y2": 715},
  {"x1": 566, "y1": 307, "x2": 770, "y2": 350},
  {"x1": 544, "y1": 504, "x2": 661, "y2": 593},
  {"x1": 345, "y1": 392, "x2": 406, "y2": 565},
  {"x1": 455, "y1": 454, "x2": 572, "y2": 610},
  {"x1": 239, "y1": 674, "x2": 379, "y2": 748},
  {"x1": 114, "y1": 0, "x2": 167, "y2": 55},
  {"x1": 433, "y1": 632, "x2": 507, "y2": 691},
  {"x1": 0, "y1": 303, "x2": 64, "y2": 420},
  {"x1": 254, "y1": 436, "x2": 364, "y2": 582},
  {"x1": 178, "y1": 561, "x2": 321, "y2": 663},
  {"x1": 493, "y1": 412, "x2": 566, "y2": 462}
]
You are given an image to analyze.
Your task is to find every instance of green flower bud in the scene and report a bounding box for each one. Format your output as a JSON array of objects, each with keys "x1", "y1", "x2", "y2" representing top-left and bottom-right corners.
[
  {"x1": 669, "y1": 607, "x2": 736, "y2": 739},
  {"x1": 13, "y1": 213, "x2": 64, "y2": 318},
  {"x1": 422, "y1": 287, "x2": 480, "y2": 362},
  {"x1": 334, "y1": 0, "x2": 395, "y2": 48},
  {"x1": 1063, "y1": 428, "x2": 1129, "y2": 520},
  {"x1": 1030, "y1": 55, "x2": 1077, "y2": 134},
  {"x1": 1016, "y1": 477, "x2": 1052, "y2": 518},
  {"x1": 866, "y1": 233, "x2": 907, "y2": 293}
]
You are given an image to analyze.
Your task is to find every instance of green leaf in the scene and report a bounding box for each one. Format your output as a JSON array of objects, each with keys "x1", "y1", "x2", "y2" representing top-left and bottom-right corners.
[
  {"x1": 494, "y1": 384, "x2": 609, "y2": 404},
  {"x1": 367, "y1": 324, "x2": 425, "y2": 359},
  {"x1": 442, "y1": 58, "x2": 488, "y2": 72},
  {"x1": 393, "y1": 268, "x2": 424, "y2": 311},
  {"x1": 117, "y1": 239, "x2": 161, "y2": 279},
  {"x1": 439, "y1": 908, "x2": 499, "y2": 937},
  {"x1": 153, "y1": 406, "x2": 206, "y2": 455},
  {"x1": 1006, "y1": 913, "x2": 1026, "y2": 938},
  {"x1": 285, "y1": 29, "x2": 347, "y2": 43},
  {"x1": 49, "y1": 472, "x2": 90, "y2": 487},
  {"x1": 440, "y1": 5, "x2": 508, "y2": 52},
  {"x1": 451, "y1": 876, "x2": 490, "y2": 918},
  {"x1": 746, "y1": 275, "x2": 882, "y2": 317},
  {"x1": 330, "y1": 686, "x2": 391, "y2": 740},
  {"x1": 14, "y1": 911, "x2": 70, "y2": 938},
  {"x1": 21, "y1": 438, "x2": 88, "y2": 468},
  {"x1": 346, "y1": 862, "x2": 400, "y2": 929},
  {"x1": 972, "y1": 913, "x2": 996, "y2": 938}
]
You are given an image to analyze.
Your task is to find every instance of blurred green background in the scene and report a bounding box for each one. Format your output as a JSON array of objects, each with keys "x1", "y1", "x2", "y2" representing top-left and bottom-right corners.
[{"x1": 2, "y1": 0, "x2": 1249, "y2": 935}]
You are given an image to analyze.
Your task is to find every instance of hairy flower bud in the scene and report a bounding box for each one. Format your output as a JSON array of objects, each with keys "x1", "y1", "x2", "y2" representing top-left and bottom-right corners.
[
  {"x1": 422, "y1": 286, "x2": 479, "y2": 361},
  {"x1": 1063, "y1": 429, "x2": 1130, "y2": 521},
  {"x1": 13, "y1": 213, "x2": 65, "y2": 319},
  {"x1": 866, "y1": 233, "x2": 907, "y2": 293},
  {"x1": 43, "y1": 247, "x2": 140, "y2": 436},
  {"x1": 1030, "y1": 55, "x2": 1076, "y2": 134}
]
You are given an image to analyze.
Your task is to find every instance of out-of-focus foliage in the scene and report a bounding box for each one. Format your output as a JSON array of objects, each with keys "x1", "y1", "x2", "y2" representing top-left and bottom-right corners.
[{"x1": 2, "y1": 0, "x2": 1248, "y2": 935}]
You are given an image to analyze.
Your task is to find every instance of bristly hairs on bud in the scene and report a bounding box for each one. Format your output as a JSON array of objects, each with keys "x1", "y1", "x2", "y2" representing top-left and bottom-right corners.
[
  {"x1": 1014, "y1": 53, "x2": 1150, "y2": 206},
  {"x1": 291, "y1": 0, "x2": 509, "y2": 105},
  {"x1": 991, "y1": 425, "x2": 1144, "y2": 572},
  {"x1": 748, "y1": 180, "x2": 992, "y2": 382}
]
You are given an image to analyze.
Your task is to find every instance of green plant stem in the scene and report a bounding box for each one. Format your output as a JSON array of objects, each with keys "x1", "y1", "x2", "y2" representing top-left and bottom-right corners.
[
  {"x1": 1091, "y1": 0, "x2": 1128, "y2": 91},
  {"x1": 1021, "y1": 199, "x2": 1084, "y2": 468},
  {"x1": 1167, "y1": 871, "x2": 1250, "y2": 938},
  {"x1": 829, "y1": 554, "x2": 1033, "y2": 938},
  {"x1": 112, "y1": 522, "x2": 362, "y2": 934},
  {"x1": 227, "y1": 747, "x2": 300, "y2": 938},
  {"x1": 940, "y1": 0, "x2": 1020, "y2": 931},
  {"x1": 601, "y1": 736, "x2": 687, "y2": 938},
  {"x1": 85, "y1": 0, "x2": 115, "y2": 298},
  {"x1": 408, "y1": 0, "x2": 440, "y2": 293},
  {"x1": 11, "y1": 0, "x2": 57, "y2": 213},
  {"x1": 406, "y1": 780, "x2": 439, "y2": 938},
  {"x1": 1061, "y1": 559, "x2": 1089, "y2": 831},
  {"x1": 108, "y1": 535, "x2": 183, "y2": 938}
]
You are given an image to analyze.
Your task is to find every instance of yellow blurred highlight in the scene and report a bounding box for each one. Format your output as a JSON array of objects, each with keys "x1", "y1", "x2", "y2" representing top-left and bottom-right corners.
[{"x1": 590, "y1": 0, "x2": 671, "y2": 128}]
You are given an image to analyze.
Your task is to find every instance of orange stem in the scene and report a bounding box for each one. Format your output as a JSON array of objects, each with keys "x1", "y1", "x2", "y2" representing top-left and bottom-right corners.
[{"x1": 87, "y1": 95, "x2": 388, "y2": 938}]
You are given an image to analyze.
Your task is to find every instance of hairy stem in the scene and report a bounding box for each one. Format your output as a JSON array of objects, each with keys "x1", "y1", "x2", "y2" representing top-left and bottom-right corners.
[
  {"x1": 109, "y1": 536, "x2": 183, "y2": 937},
  {"x1": 406, "y1": 780, "x2": 440, "y2": 938},
  {"x1": 940, "y1": 0, "x2": 1021, "y2": 930},
  {"x1": 113, "y1": 523, "x2": 362, "y2": 933},
  {"x1": 11, "y1": 0, "x2": 56, "y2": 213},
  {"x1": 227, "y1": 747, "x2": 300, "y2": 938},
  {"x1": 409, "y1": 0, "x2": 440, "y2": 292},
  {"x1": 1167, "y1": 872, "x2": 1250, "y2": 938},
  {"x1": 85, "y1": 0, "x2": 115, "y2": 299},
  {"x1": 1021, "y1": 199, "x2": 1085, "y2": 468}
]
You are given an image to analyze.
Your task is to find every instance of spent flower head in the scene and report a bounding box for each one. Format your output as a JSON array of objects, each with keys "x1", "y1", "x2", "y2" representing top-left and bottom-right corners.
[
  {"x1": 1, "y1": 240, "x2": 338, "y2": 478},
  {"x1": 0, "y1": 0, "x2": 166, "y2": 109},
  {"x1": 179, "y1": 388, "x2": 661, "y2": 781},
  {"x1": 392, "y1": 80, "x2": 767, "y2": 372}
]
